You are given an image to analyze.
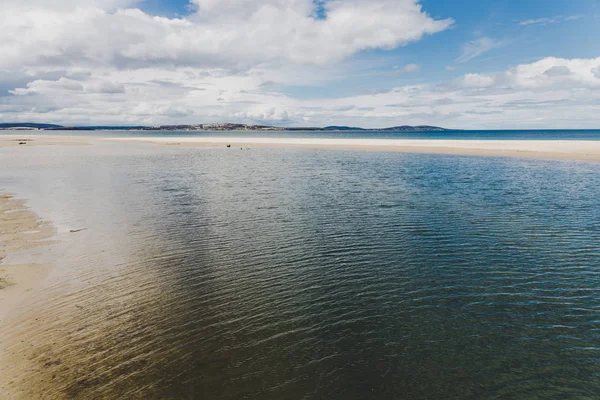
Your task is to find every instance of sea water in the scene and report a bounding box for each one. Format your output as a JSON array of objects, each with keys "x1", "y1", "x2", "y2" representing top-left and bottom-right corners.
[{"x1": 1, "y1": 141, "x2": 599, "y2": 399}]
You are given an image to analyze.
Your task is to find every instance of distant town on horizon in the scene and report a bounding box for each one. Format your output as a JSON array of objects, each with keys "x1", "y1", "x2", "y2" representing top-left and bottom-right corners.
[{"x1": 0, "y1": 122, "x2": 454, "y2": 132}]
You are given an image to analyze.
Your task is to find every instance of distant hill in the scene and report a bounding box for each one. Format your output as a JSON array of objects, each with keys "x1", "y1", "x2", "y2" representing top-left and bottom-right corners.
[
  {"x1": 323, "y1": 126, "x2": 366, "y2": 131},
  {"x1": 45, "y1": 127, "x2": 95, "y2": 131},
  {"x1": 377, "y1": 125, "x2": 451, "y2": 131},
  {"x1": 79, "y1": 126, "x2": 147, "y2": 130},
  {"x1": 44, "y1": 126, "x2": 147, "y2": 131},
  {"x1": 0, "y1": 123, "x2": 63, "y2": 129}
]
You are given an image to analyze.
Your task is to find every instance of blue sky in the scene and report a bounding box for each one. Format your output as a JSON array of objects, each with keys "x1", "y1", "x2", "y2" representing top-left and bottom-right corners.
[
  {"x1": 276, "y1": 0, "x2": 600, "y2": 99},
  {"x1": 1, "y1": 0, "x2": 600, "y2": 128}
]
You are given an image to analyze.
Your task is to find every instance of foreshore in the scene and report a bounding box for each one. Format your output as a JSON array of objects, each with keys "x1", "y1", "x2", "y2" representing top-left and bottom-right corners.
[
  {"x1": 0, "y1": 194, "x2": 56, "y2": 324},
  {"x1": 118, "y1": 136, "x2": 600, "y2": 161},
  {"x1": 2, "y1": 134, "x2": 600, "y2": 161}
]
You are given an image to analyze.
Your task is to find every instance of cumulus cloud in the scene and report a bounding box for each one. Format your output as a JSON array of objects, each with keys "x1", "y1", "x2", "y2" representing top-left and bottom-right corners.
[
  {"x1": 461, "y1": 73, "x2": 495, "y2": 88},
  {"x1": 445, "y1": 57, "x2": 600, "y2": 91},
  {"x1": 2, "y1": 0, "x2": 141, "y2": 10},
  {"x1": 505, "y1": 57, "x2": 600, "y2": 89},
  {"x1": 4, "y1": 56, "x2": 600, "y2": 129},
  {"x1": 0, "y1": 0, "x2": 456, "y2": 126},
  {"x1": 543, "y1": 66, "x2": 571, "y2": 77},
  {"x1": 0, "y1": 0, "x2": 453, "y2": 70},
  {"x1": 10, "y1": 77, "x2": 127, "y2": 95}
]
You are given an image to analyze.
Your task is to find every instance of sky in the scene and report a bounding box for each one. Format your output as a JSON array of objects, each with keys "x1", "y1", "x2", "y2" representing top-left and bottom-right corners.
[{"x1": 1, "y1": 0, "x2": 600, "y2": 129}]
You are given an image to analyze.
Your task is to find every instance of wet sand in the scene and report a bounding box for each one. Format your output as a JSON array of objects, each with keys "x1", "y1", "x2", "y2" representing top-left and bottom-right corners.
[
  {"x1": 0, "y1": 136, "x2": 88, "y2": 148},
  {"x1": 0, "y1": 194, "x2": 57, "y2": 324},
  {"x1": 3, "y1": 134, "x2": 600, "y2": 161}
]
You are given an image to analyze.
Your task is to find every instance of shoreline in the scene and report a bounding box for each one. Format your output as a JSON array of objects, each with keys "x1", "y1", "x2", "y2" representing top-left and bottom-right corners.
[
  {"x1": 116, "y1": 136, "x2": 600, "y2": 161},
  {"x1": 0, "y1": 194, "x2": 57, "y2": 324},
  {"x1": 2, "y1": 134, "x2": 600, "y2": 161},
  {"x1": 117, "y1": 137, "x2": 600, "y2": 161}
]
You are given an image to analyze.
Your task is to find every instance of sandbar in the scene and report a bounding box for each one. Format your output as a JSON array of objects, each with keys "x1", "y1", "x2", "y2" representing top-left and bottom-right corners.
[
  {"x1": 0, "y1": 135, "x2": 88, "y2": 147},
  {"x1": 114, "y1": 136, "x2": 600, "y2": 161},
  {"x1": 2, "y1": 134, "x2": 600, "y2": 161}
]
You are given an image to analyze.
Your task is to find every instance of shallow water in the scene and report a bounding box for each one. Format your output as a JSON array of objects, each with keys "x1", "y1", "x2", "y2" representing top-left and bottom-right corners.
[{"x1": 1, "y1": 142, "x2": 600, "y2": 399}]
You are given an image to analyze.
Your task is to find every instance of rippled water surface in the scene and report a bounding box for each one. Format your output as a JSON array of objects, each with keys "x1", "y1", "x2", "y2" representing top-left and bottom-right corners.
[{"x1": 1, "y1": 142, "x2": 600, "y2": 399}]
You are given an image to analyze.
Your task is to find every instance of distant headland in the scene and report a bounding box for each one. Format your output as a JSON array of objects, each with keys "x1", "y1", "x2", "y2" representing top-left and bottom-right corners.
[{"x1": 0, "y1": 122, "x2": 453, "y2": 132}]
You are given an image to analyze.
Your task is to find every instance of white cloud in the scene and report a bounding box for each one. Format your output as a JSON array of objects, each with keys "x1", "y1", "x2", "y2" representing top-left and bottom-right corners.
[
  {"x1": 519, "y1": 17, "x2": 559, "y2": 26},
  {"x1": 9, "y1": 77, "x2": 127, "y2": 95},
  {"x1": 2, "y1": 0, "x2": 141, "y2": 10},
  {"x1": 3, "y1": 57, "x2": 600, "y2": 129},
  {"x1": 443, "y1": 57, "x2": 600, "y2": 91},
  {"x1": 543, "y1": 66, "x2": 571, "y2": 77},
  {"x1": 564, "y1": 15, "x2": 584, "y2": 21},
  {"x1": 403, "y1": 64, "x2": 420, "y2": 73},
  {"x1": 461, "y1": 73, "x2": 495, "y2": 88},
  {"x1": 457, "y1": 37, "x2": 501, "y2": 63},
  {"x1": 390, "y1": 63, "x2": 420, "y2": 76},
  {"x1": 519, "y1": 15, "x2": 584, "y2": 26},
  {"x1": 505, "y1": 57, "x2": 600, "y2": 89},
  {"x1": 445, "y1": 66, "x2": 456, "y2": 71},
  {"x1": 0, "y1": 0, "x2": 455, "y2": 126},
  {"x1": 0, "y1": 0, "x2": 453, "y2": 70}
]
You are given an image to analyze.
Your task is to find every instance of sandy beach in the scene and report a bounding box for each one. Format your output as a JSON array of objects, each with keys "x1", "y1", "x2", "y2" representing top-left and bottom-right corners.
[
  {"x1": 0, "y1": 194, "x2": 57, "y2": 324},
  {"x1": 2, "y1": 134, "x2": 600, "y2": 161}
]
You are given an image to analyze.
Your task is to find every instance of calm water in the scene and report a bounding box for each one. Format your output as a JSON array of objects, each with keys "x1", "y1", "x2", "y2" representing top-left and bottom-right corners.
[
  {"x1": 2, "y1": 128, "x2": 600, "y2": 140},
  {"x1": 1, "y1": 142, "x2": 600, "y2": 399}
]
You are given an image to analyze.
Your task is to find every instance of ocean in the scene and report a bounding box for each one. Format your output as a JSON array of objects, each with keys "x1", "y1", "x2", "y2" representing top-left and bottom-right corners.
[
  {"x1": 1, "y1": 140, "x2": 599, "y2": 399},
  {"x1": 2, "y1": 128, "x2": 600, "y2": 140}
]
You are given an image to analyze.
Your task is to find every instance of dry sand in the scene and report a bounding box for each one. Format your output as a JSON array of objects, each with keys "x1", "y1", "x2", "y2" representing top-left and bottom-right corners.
[{"x1": 0, "y1": 194, "x2": 57, "y2": 324}]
